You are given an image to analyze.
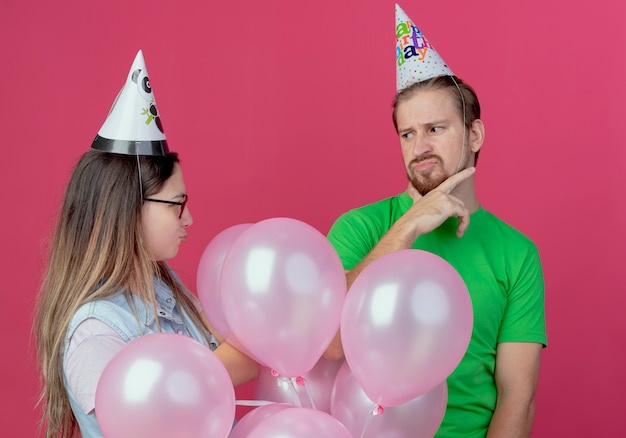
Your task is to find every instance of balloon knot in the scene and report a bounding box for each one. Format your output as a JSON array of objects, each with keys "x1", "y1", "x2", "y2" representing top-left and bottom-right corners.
[
  {"x1": 271, "y1": 369, "x2": 279, "y2": 377},
  {"x1": 295, "y1": 376, "x2": 306, "y2": 386},
  {"x1": 374, "y1": 405, "x2": 384, "y2": 415}
]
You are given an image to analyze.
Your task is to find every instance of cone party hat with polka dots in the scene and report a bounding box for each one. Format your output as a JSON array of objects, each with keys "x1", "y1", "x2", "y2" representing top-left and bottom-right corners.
[{"x1": 396, "y1": 4, "x2": 453, "y2": 92}]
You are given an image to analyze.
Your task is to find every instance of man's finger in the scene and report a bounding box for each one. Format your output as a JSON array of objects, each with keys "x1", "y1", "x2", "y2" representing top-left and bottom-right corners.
[
  {"x1": 456, "y1": 211, "x2": 471, "y2": 237},
  {"x1": 438, "y1": 166, "x2": 476, "y2": 193}
]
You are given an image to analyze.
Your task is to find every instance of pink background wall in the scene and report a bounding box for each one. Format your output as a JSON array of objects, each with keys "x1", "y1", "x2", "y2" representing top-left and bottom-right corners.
[{"x1": 2, "y1": 0, "x2": 625, "y2": 436}]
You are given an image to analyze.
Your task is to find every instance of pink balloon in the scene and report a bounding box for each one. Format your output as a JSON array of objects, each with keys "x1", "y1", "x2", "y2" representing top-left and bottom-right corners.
[
  {"x1": 95, "y1": 333, "x2": 235, "y2": 438},
  {"x1": 331, "y1": 361, "x2": 447, "y2": 437},
  {"x1": 247, "y1": 407, "x2": 352, "y2": 438},
  {"x1": 255, "y1": 357, "x2": 343, "y2": 413},
  {"x1": 220, "y1": 218, "x2": 347, "y2": 377},
  {"x1": 341, "y1": 249, "x2": 473, "y2": 406},
  {"x1": 229, "y1": 403, "x2": 293, "y2": 438},
  {"x1": 197, "y1": 223, "x2": 253, "y2": 341}
]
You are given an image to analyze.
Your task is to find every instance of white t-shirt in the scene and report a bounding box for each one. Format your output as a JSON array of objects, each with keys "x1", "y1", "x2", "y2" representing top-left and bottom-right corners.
[{"x1": 64, "y1": 318, "x2": 127, "y2": 414}]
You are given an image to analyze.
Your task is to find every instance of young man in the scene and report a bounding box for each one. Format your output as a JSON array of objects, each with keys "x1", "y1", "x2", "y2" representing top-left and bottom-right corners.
[{"x1": 326, "y1": 6, "x2": 546, "y2": 437}]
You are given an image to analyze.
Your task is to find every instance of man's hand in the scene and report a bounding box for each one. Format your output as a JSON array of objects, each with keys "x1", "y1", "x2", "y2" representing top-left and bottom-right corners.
[{"x1": 404, "y1": 167, "x2": 476, "y2": 238}]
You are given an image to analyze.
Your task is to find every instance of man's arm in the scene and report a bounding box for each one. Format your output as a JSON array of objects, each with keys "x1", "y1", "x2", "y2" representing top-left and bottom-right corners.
[
  {"x1": 348, "y1": 166, "x2": 476, "y2": 287},
  {"x1": 487, "y1": 342, "x2": 542, "y2": 437},
  {"x1": 324, "y1": 167, "x2": 476, "y2": 360}
]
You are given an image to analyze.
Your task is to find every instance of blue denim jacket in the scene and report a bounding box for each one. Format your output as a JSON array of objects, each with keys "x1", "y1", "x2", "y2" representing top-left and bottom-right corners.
[{"x1": 63, "y1": 277, "x2": 217, "y2": 437}]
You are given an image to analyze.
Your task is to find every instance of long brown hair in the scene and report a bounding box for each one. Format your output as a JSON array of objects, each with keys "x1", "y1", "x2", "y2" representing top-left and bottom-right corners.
[{"x1": 34, "y1": 150, "x2": 210, "y2": 437}]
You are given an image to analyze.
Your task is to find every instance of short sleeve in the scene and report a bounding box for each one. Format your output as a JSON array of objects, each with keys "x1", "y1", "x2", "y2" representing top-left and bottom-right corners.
[
  {"x1": 64, "y1": 318, "x2": 127, "y2": 414},
  {"x1": 328, "y1": 212, "x2": 375, "y2": 271},
  {"x1": 497, "y1": 244, "x2": 547, "y2": 346}
]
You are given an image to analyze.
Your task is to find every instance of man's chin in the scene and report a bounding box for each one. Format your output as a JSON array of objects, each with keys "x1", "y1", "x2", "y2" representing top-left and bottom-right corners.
[{"x1": 408, "y1": 171, "x2": 444, "y2": 192}]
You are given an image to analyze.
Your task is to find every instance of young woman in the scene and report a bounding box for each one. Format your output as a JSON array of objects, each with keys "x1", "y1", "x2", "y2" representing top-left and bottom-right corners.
[{"x1": 34, "y1": 150, "x2": 259, "y2": 437}]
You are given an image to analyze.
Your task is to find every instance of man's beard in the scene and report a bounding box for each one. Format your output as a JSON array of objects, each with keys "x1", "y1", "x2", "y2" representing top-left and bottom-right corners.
[
  {"x1": 408, "y1": 143, "x2": 471, "y2": 195},
  {"x1": 406, "y1": 154, "x2": 449, "y2": 196}
]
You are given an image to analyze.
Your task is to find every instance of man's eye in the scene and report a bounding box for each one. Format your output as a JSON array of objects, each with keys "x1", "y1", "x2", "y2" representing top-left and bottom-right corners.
[
  {"x1": 431, "y1": 126, "x2": 443, "y2": 133},
  {"x1": 402, "y1": 132, "x2": 414, "y2": 139}
]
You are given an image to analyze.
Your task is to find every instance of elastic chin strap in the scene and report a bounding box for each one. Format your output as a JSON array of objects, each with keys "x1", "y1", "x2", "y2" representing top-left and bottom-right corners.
[
  {"x1": 136, "y1": 154, "x2": 144, "y2": 199},
  {"x1": 451, "y1": 76, "x2": 467, "y2": 175}
]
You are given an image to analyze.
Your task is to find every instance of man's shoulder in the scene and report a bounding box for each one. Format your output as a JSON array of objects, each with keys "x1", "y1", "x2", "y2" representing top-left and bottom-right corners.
[
  {"x1": 337, "y1": 192, "x2": 410, "y2": 220},
  {"x1": 477, "y1": 207, "x2": 538, "y2": 249},
  {"x1": 328, "y1": 192, "x2": 409, "y2": 243}
]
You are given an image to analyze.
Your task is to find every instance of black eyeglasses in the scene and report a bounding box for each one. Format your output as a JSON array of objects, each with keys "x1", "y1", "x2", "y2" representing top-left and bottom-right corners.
[{"x1": 143, "y1": 194, "x2": 188, "y2": 219}]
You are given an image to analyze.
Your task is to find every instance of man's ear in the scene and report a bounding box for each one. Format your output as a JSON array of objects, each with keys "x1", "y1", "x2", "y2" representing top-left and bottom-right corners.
[{"x1": 469, "y1": 119, "x2": 485, "y2": 153}]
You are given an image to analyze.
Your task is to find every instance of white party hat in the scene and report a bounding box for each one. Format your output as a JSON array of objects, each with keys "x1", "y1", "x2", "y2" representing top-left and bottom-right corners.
[
  {"x1": 91, "y1": 50, "x2": 169, "y2": 155},
  {"x1": 396, "y1": 4, "x2": 453, "y2": 92}
]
